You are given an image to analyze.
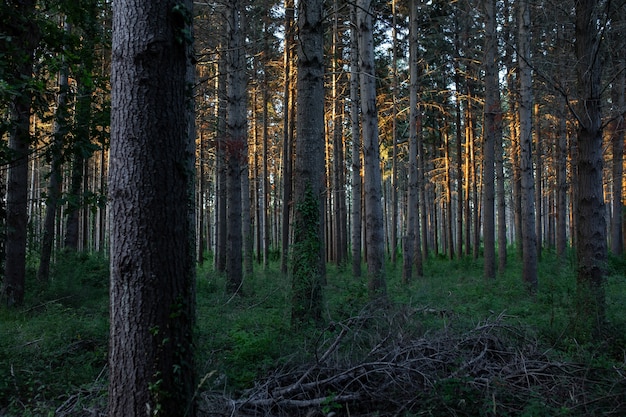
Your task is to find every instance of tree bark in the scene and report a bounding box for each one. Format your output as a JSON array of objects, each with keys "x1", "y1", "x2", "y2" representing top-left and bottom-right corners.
[
  {"x1": 518, "y1": 0, "x2": 538, "y2": 292},
  {"x1": 358, "y1": 0, "x2": 386, "y2": 297},
  {"x1": 3, "y1": 0, "x2": 38, "y2": 306},
  {"x1": 350, "y1": 1, "x2": 362, "y2": 278},
  {"x1": 482, "y1": 0, "x2": 498, "y2": 280},
  {"x1": 573, "y1": 0, "x2": 607, "y2": 335},
  {"x1": 108, "y1": 0, "x2": 196, "y2": 414},
  {"x1": 291, "y1": 0, "x2": 326, "y2": 326},
  {"x1": 225, "y1": 0, "x2": 247, "y2": 293}
]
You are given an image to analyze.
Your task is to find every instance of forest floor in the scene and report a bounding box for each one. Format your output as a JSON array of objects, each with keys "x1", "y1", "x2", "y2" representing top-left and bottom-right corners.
[{"x1": 1, "y1": 250, "x2": 625, "y2": 416}]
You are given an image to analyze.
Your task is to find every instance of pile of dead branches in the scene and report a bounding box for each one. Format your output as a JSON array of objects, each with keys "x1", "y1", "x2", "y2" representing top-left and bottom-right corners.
[{"x1": 199, "y1": 306, "x2": 626, "y2": 417}]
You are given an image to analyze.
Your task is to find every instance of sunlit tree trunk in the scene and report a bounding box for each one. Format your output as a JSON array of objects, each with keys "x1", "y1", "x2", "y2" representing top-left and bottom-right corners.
[
  {"x1": 358, "y1": 0, "x2": 386, "y2": 297},
  {"x1": 108, "y1": 0, "x2": 196, "y2": 413}
]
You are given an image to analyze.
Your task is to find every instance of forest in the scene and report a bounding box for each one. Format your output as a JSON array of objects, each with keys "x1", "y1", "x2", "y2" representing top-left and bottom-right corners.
[{"x1": 1, "y1": 0, "x2": 625, "y2": 416}]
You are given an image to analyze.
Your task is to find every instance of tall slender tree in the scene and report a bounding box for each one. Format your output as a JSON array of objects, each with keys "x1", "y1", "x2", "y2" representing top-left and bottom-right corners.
[
  {"x1": 225, "y1": 0, "x2": 247, "y2": 293},
  {"x1": 2, "y1": 0, "x2": 39, "y2": 306},
  {"x1": 573, "y1": 0, "x2": 607, "y2": 335},
  {"x1": 482, "y1": 0, "x2": 498, "y2": 280},
  {"x1": 349, "y1": 1, "x2": 362, "y2": 278},
  {"x1": 358, "y1": 0, "x2": 386, "y2": 297},
  {"x1": 108, "y1": 0, "x2": 196, "y2": 414},
  {"x1": 518, "y1": 0, "x2": 538, "y2": 292}
]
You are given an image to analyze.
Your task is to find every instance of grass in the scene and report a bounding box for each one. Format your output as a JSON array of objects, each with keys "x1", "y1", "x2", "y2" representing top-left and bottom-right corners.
[{"x1": 1, "y1": 248, "x2": 625, "y2": 415}]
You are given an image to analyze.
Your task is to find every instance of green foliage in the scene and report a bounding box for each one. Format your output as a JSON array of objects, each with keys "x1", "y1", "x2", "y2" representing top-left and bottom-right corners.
[
  {"x1": 2, "y1": 249, "x2": 626, "y2": 415},
  {"x1": 0, "y1": 252, "x2": 109, "y2": 416}
]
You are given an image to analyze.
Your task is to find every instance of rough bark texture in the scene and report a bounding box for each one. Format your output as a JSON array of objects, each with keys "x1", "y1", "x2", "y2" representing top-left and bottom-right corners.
[
  {"x1": 291, "y1": 0, "x2": 325, "y2": 326},
  {"x1": 574, "y1": 0, "x2": 607, "y2": 335},
  {"x1": 518, "y1": 0, "x2": 538, "y2": 292},
  {"x1": 225, "y1": 0, "x2": 247, "y2": 293},
  {"x1": 108, "y1": 0, "x2": 196, "y2": 415},
  {"x1": 358, "y1": 0, "x2": 386, "y2": 297}
]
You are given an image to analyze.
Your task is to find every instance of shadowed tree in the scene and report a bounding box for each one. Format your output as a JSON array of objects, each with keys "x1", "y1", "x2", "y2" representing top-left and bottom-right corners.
[
  {"x1": 108, "y1": 0, "x2": 196, "y2": 415},
  {"x1": 291, "y1": 0, "x2": 326, "y2": 326}
]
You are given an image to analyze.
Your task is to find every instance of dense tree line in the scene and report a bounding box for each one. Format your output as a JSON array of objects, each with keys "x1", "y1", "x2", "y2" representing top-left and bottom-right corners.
[{"x1": 1, "y1": 0, "x2": 625, "y2": 414}]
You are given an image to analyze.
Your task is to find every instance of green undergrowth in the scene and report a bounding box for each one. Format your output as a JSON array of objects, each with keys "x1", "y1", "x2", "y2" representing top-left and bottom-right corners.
[{"x1": 1, "y1": 248, "x2": 625, "y2": 415}]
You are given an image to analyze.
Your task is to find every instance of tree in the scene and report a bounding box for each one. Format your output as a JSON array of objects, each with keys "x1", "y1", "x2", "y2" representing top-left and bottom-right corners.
[
  {"x1": 518, "y1": 0, "x2": 538, "y2": 292},
  {"x1": 225, "y1": 0, "x2": 247, "y2": 293},
  {"x1": 403, "y1": 0, "x2": 421, "y2": 283},
  {"x1": 291, "y1": 0, "x2": 326, "y2": 326},
  {"x1": 2, "y1": 0, "x2": 39, "y2": 306},
  {"x1": 349, "y1": 1, "x2": 362, "y2": 279},
  {"x1": 358, "y1": 0, "x2": 386, "y2": 297},
  {"x1": 38, "y1": 19, "x2": 70, "y2": 282},
  {"x1": 108, "y1": 0, "x2": 196, "y2": 415},
  {"x1": 482, "y1": 0, "x2": 498, "y2": 280},
  {"x1": 573, "y1": 0, "x2": 607, "y2": 335}
]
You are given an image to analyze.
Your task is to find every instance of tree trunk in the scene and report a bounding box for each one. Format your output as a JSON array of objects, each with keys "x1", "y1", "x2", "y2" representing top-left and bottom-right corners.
[
  {"x1": 534, "y1": 103, "x2": 543, "y2": 260},
  {"x1": 350, "y1": 2, "x2": 362, "y2": 278},
  {"x1": 225, "y1": 0, "x2": 247, "y2": 293},
  {"x1": 555, "y1": 101, "x2": 568, "y2": 258},
  {"x1": 291, "y1": 0, "x2": 326, "y2": 326},
  {"x1": 358, "y1": 0, "x2": 386, "y2": 298},
  {"x1": 108, "y1": 0, "x2": 196, "y2": 414},
  {"x1": 215, "y1": 48, "x2": 228, "y2": 273},
  {"x1": 281, "y1": 0, "x2": 295, "y2": 275},
  {"x1": 403, "y1": 0, "x2": 420, "y2": 283},
  {"x1": 482, "y1": 0, "x2": 498, "y2": 280},
  {"x1": 518, "y1": 0, "x2": 538, "y2": 292},
  {"x1": 573, "y1": 0, "x2": 607, "y2": 336},
  {"x1": 3, "y1": 0, "x2": 38, "y2": 306},
  {"x1": 39, "y1": 21, "x2": 70, "y2": 282}
]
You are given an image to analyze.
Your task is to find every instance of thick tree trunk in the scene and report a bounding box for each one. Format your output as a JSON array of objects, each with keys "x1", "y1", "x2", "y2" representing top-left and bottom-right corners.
[
  {"x1": 291, "y1": 0, "x2": 325, "y2": 326},
  {"x1": 108, "y1": 0, "x2": 196, "y2": 414},
  {"x1": 358, "y1": 0, "x2": 386, "y2": 298}
]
